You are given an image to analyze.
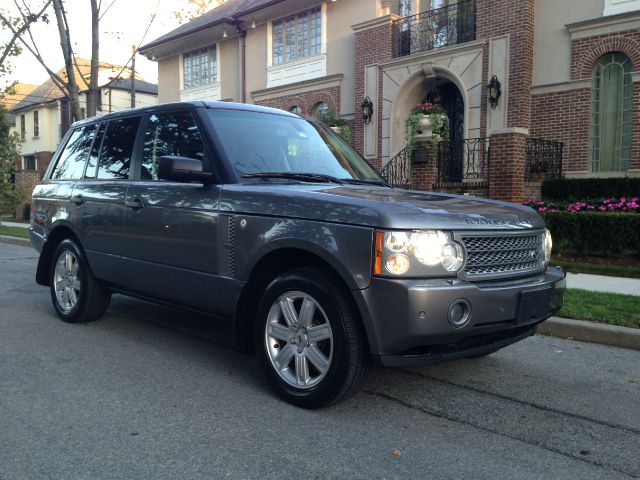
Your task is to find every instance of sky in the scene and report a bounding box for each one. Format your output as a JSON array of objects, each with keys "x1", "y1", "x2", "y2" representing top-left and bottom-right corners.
[{"x1": 5, "y1": 0, "x2": 185, "y2": 87}]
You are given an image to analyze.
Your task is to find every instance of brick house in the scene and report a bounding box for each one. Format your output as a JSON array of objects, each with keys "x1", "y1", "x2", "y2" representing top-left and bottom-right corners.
[{"x1": 138, "y1": 0, "x2": 640, "y2": 202}]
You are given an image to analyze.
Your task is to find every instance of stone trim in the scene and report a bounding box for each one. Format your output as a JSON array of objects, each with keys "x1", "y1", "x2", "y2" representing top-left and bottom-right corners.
[
  {"x1": 351, "y1": 15, "x2": 400, "y2": 33},
  {"x1": 251, "y1": 74, "x2": 343, "y2": 102},
  {"x1": 376, "y1": 40, "x2": 486, "y2": 68},
  {"x1": 531, "y1": 80, "x2": 592, "y2": 94},
  {"x1": 567, "y1": 10, "x2": 640, "y2": 37}
]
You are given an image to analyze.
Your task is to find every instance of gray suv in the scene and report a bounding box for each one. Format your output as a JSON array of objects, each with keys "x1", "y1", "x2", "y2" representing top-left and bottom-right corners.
[{"x1": 30, "y1": 101, "x2": 565, "y2": 408}]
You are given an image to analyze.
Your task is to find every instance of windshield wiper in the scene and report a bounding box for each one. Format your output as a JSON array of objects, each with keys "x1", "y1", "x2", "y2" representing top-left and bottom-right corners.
[
  {"x1": 342, "y1": 178, "x2": 391, "y2": 187},
  {"x1": 241, "y1": 172, "x2": 345, "y2": 185}
]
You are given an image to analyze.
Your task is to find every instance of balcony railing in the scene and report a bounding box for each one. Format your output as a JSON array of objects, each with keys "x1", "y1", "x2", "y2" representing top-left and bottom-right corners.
[
  {"x1": 392, "y1": 0, "x2": 476, "y2": 57},
  {"x1": 525, "y1": 138, "x2": 563, "y2": 181},
  {"x1": 380, "y1": 137, "x2": 489, "y2": 189},
  {"x1": 436, "y1": 137, "x2": 489, "y2": 185}
]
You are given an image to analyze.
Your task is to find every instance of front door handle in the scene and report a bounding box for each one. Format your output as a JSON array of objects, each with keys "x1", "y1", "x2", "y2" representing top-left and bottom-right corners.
[
  {"x1": 71, "y1": 194, "x2": 84, "y2": 205},
  {"x1": 125, "y1": 198, "x2": 144, "y2": 209}
]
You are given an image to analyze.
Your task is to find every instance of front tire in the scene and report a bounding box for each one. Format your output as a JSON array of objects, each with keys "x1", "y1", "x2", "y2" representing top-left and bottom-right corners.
[
  {"x1": 50, "y1": 239, "x2": 111, "y2": 323},
  {"x1": 256, "y1": 268, "x2": 368, "y2": 408}
]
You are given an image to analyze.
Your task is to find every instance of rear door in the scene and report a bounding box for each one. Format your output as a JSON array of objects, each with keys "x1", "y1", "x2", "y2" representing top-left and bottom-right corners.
[
  {"x1": 120, "y1": 109, "x2": 230, "y2": 315},
  {"x1": 73, "y1": 116, "x2": 142, "y2": 285}
]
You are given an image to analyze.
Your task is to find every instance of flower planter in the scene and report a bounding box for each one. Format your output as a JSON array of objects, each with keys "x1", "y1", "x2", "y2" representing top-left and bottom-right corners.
[{"x1": 413, "y1": 114, "x2": 433, "y2": 142}]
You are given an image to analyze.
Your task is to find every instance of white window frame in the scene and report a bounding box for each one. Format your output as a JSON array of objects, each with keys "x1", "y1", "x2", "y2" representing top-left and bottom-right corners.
[
  {"x1": 266, "y1": 3, "x2": 327, "y2": 88},
  {"x1": 22, "y1": 155, "x2": 37, "y2": 171},
  {"x1": 603, "y1": 0, "x2": 640, "y2": 15},
  {"x1": 182, "y1": 45, "x2": 218, "y2": 89},
  {"x1": 179, "y1": 43, "x2": 222, "y2": 102}
]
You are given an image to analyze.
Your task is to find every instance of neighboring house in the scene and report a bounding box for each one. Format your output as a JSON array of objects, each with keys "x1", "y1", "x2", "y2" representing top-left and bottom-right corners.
[
  {"x1": 10, "y1": 58, "x2": 158, "y2": 177},
  {"x1": 1, "y1": 83, "x2": 38, "y2": 129},
  {"x1": 140, "y1": 0, "x2": 640, "y2": 202},
  {"x1": 9, "y1": 58, "x2": 158, "y2": 219}
]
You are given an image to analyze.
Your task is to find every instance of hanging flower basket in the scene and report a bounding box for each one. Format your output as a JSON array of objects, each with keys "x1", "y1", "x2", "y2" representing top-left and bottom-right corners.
[{"x1": 405, "y1": 102, "x2": 449, "y2": 159}]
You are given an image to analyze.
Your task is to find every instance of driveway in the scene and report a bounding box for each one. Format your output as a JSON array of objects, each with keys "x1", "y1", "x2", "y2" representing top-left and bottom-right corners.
[{"x1": 1, "y1": 242, "x2": 639, "y2": 479}]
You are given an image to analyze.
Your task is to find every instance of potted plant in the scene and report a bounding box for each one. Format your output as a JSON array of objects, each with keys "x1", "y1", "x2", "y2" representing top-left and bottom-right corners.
[
  {"x1": 405, "y1": 102, "x2": 449, "y2": 159},
  {"x1": 316, "y1": 109, "x2": 351, "y2": 143}
]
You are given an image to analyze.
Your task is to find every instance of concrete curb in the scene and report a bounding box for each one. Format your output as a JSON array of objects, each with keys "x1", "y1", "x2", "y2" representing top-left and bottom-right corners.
[
  {"x1": 537, "y1": 316, "x2": 640, "y2": 351},
  {"x1": 0, "y1": 235, "x2": 31, "y2": 247}
]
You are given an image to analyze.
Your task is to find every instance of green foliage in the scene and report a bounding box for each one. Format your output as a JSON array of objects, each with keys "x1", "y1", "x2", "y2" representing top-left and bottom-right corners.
[
  {"x1": 0, "y1": 104, "x2": 25, "y2": 215},
  {"x1": 405, "y1": 102, "x2": 449, "y2": 160},
  {"x1": 315, "y1": 109, "x2": 351, "y2": 143},
  {"x1": 542, "y1": 211, "x2": 640, "y2": 258},
  {"x1": 542, "y1": 177, "x2": 640, "y2": 202},
  {"x1": 0, "y1": 224, "x2": 29, "y2": 238}
]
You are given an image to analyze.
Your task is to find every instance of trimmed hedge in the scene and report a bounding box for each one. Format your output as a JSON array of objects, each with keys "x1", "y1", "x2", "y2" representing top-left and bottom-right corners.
[
  {"x1": 542, "y1": 178, "x2": 640, "y2": 201},
  {"x1": 542, "y1": 211, "x2": 640, "y2": 258}
]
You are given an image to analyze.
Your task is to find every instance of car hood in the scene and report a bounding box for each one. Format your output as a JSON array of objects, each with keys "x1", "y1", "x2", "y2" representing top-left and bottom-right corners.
[{"x1": 220, "y1": 183, "x2": 544, "y2": 230}]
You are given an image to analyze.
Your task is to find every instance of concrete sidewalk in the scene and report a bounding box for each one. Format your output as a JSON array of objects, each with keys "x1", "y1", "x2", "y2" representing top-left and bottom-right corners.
[
  {"x1": 0, "y1": 221, "x2": 29, "y2": 228},
  {"x1": 566, "y1": 272, "x2": 640, "y2": 296}
]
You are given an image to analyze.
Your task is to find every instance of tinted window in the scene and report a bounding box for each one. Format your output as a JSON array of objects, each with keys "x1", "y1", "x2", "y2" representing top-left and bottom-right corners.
[
  {"x1": 141, "y1": 111, "x2": 205, "y2": 180},
  {"x1": 84, "y1": 122, "x2": 105, "y2": 179},
  {"x1": 51, "y1": 124, "x2": 97, "y2": 180},
  {"x1": 97, "y1": 117, "x2": 140, "y2": 180}
]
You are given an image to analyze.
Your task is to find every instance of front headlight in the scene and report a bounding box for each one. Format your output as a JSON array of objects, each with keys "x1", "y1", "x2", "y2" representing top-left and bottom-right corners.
[
  {"x1": 543, "y1": 228, "x2": 552, "y2": 264},
  {"x1": 375, "y1": 230, "x2": 466, "y2": 277}
]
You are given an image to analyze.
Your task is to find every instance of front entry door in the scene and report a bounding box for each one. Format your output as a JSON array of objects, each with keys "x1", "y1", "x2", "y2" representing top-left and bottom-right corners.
[{"x1": 435, "y1": 82, "x2": 464, "y2": 182}]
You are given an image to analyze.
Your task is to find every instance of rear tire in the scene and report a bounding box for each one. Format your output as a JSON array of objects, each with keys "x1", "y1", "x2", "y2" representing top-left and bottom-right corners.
[
  {"x1": 256, "y1": 268, "x2": 368, "y2": 408},
  {"x1": 49, "y1": 239, "x2": 111, "y2": 323}
]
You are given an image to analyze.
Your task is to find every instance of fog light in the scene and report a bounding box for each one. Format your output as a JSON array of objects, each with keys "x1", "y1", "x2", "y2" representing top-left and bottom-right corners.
[{"x1": 448, "y1": 299, "x2": 471, "y2": 328}]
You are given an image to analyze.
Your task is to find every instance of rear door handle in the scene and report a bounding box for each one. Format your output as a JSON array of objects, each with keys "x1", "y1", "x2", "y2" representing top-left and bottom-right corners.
[
  {"x1": 71, "y1": 194, "x2": 84, "y2": 205},
  {"x1": 125, "y1": 198, "x2": 144, "y2": 209}
]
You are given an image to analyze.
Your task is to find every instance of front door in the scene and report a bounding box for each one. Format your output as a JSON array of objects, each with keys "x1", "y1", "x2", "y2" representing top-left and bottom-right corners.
[
  {"x1": 434, "y1": 82, "x2": 464, "y2": 182},
  {"x1": 121, "y1": 109, "x2": 228, "y2": 316}
]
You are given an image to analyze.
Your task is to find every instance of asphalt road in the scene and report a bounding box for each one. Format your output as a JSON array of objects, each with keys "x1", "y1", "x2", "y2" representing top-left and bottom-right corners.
[{"x1": 1, "y1": 242, "x2": 639, "y2": 480}]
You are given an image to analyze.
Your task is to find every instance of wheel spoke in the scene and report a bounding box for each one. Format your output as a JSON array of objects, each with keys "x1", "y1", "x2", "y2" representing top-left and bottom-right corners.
[
  {"x1": 308, "y1": 323, "x2": 331, "y2": 343},
  {"x1": 68, "y1": 287, "x2": 78, "y2": 306},
  {"x1": 298, "y1": 297, "x2": 315, "y2": 327},
  {"x1": 70, "y1": 261, "x2": 80, "y2": 276},
  {"x1": 267, "y1": 322, "x2": 290, "y2": 342},
  {"x1": 295, "y1": 355, "x2": 310, "y2": 386},
  {"x1": 71, "y1": 279, "x2": 81, "y2": 291},
  {"x1": 61, "y1": 287, "x2": 70, "y2": 307},
  {"x1": 274, "y1": 343, "x2": 295, "y2": 369},
  {"x1": 279, "y1": 297, "x2": 298, "y2": 327},
  {"x1": 305, "y1": 345, "x2": 330, "y2": 373},
  {"x1": 65, "y1": 253, "x2": 73, "y2": 272}
]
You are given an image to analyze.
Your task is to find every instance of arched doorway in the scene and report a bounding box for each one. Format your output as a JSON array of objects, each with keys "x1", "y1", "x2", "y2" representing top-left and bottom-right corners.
[{"x1": 429, "y1": 81, "x2": 465, "y2": 182}]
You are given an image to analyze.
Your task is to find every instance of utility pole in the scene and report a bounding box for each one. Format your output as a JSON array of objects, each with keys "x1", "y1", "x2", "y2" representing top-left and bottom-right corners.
[{"x1": 130, "y1": 44, "x2": 136, "y2": 108}]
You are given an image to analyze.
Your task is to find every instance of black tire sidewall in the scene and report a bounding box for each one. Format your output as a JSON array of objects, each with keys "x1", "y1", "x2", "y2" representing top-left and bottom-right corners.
[
  {"x1": 50, "y1": 239, "x2": 90, "y2": 322},
  {"x1": 256, "y1": 269, "x2": 359, "y2": 407}
]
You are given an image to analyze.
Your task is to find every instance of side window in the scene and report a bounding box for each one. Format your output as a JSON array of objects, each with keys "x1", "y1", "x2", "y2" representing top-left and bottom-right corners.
[
  {"x1": 51, "y1": 124, "x2": 97, "y2": 180},
  {"x1": 141, "y1": 111, "x2": 205, "y2": 180},
  {"x1": 97, "y1": 116, "x2": 141, "y2": 180}
]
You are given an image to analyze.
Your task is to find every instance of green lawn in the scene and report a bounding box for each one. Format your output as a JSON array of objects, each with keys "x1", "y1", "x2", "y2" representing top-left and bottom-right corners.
[
  {"x1": 559, "y1": 288, "x2": 640, "y2": 329},
  {"x1": 0, "y1": 225, "x2": 29, "y2": 239}
]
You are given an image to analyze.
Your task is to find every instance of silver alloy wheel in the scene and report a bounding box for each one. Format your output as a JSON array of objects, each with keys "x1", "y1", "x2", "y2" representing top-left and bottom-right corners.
[
  {"x1": 264, "y1": 291, "x2": 334, "y2": 389},
  {"x1": 53, "y1": 250, "x2": 81, "y2": 313}
]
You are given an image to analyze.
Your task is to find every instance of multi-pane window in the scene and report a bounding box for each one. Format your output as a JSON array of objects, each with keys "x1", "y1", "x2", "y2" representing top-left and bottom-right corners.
[
  {"x1": 272, "y1": 7, "x2": 321, "y2": 65},
  {"x1": 20, "y1": 115, "x2": 25, "y2": 141},
  {"x1": 183, "y1": 46, "x2": 217, "y2": 88},
  {"x1": 33, "y1": 110, "x2": 39, "y2": 137},
  {"x1": 590, "y1": 52, "x2": 632, "y2": 173},
  {"x1": 23, "y1": 155, "x2": 36, "y2": 171}
]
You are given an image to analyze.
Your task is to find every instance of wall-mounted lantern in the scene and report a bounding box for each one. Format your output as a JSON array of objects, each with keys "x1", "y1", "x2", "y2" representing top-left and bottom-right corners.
[
  {"x1": 361, "y1": 96, "x2": 374, "y2": 124},
  {"x1": 487, "y1": 75, "x2": 502, "y2": 109}
]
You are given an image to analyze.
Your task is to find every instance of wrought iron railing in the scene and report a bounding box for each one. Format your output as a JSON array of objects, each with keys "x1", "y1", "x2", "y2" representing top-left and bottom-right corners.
[
  {"x1": 392, "y1": 0, "x2": 476, "y2": 57},
  {"x1": 525, "y1": 138, "x2": 563, "y2": 181},
  {"x1": 436, "y1": 137, "x2": 489, "y2": 185},
  {"x1": 380, "y1": 146, "x2": 411, "y2": 188}
]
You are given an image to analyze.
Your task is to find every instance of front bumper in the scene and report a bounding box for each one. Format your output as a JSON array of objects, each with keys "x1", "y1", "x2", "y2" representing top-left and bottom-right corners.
[{"x1": 353, "y1": 266, "x2": 566, "y2": 366}]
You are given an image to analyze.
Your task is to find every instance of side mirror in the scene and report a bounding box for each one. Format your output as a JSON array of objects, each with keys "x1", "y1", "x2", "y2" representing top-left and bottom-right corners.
[{"x1": 157, "y1": 155, "x2": 213, "y2": 183}]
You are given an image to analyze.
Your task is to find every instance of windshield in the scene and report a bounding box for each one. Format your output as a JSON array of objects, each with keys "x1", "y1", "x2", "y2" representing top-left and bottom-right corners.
[{"x1": 207, "y1": 109, "x2": 384, "y2": 182}]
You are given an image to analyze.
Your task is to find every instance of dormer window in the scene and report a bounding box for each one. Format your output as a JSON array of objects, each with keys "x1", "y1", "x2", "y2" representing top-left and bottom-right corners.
[
  {"x1": 272, "y1": 7, "x2": 321, "y2": 65},
  {"x1": 183, "y1": 46, "x2": 217, "y2": 88}
]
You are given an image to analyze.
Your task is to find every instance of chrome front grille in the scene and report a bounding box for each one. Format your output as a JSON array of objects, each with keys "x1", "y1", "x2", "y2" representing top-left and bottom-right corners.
[{"x1": 459, "y1": 232, "x2": 545, "y2": 279}]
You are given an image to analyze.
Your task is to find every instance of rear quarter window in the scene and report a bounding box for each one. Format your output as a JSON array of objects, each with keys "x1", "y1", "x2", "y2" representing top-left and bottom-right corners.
[{"x1": 50, "y1": 124, "x2": 97, "y2": 180}]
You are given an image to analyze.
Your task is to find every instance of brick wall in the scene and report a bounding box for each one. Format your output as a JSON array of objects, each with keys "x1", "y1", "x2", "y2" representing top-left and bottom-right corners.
[
  {"x1": 571, "y1": 30, "x2": 640, "y2": 80},
  {"x1": 254, "y1": 85, "x2": 341, "y2": 118},
  {"x1": 477, "y1": 0, "x2": 535, "y2": 130},
  {"x1": 488, "y1": 133, "x2": 527, "y2": 202},
  {"x1": 354, "y1": 20, "x2": 395, "y2": 171},
  {"x1": 13, "y1": 170, "x2": 42, "y2": 220}
]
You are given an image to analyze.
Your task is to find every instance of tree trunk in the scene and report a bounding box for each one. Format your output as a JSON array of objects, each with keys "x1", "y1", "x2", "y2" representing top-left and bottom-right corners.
[
  {"x1": 86, "y1": 0, "x2": 100, "y2": 118},
  {"x1": 52, "y1": 0, "x2": 82, "y2": 122}
]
